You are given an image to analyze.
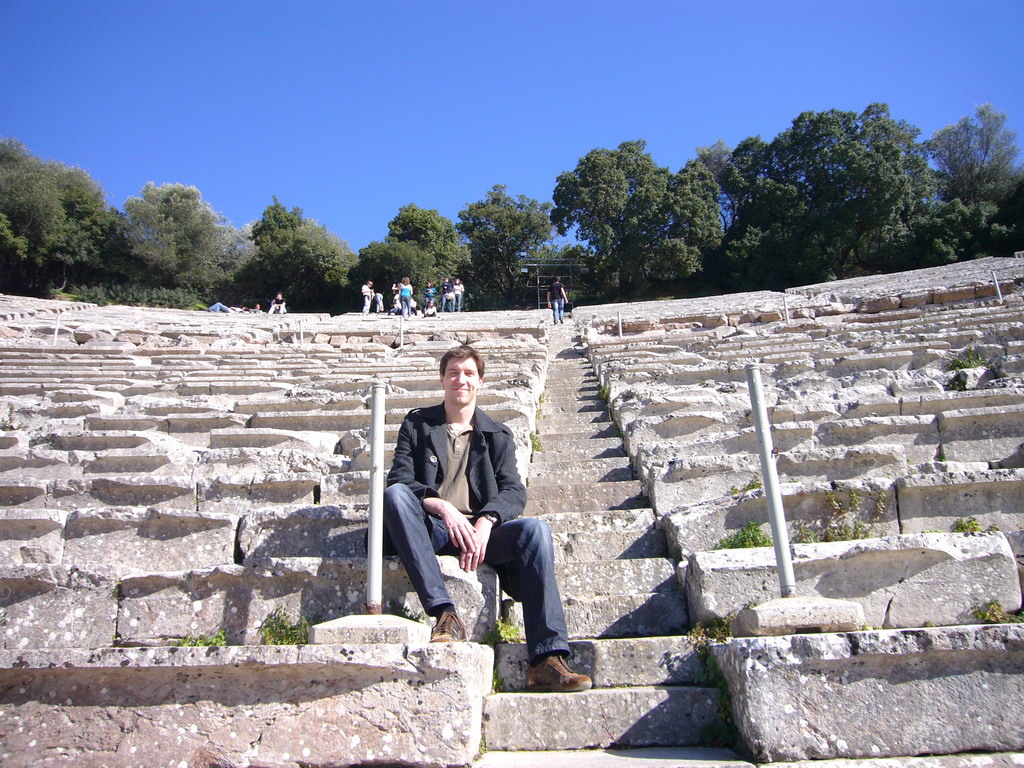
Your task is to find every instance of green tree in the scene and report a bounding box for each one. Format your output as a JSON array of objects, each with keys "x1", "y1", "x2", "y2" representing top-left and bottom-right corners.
[
  {"x1": 239, "y1": 197, "x2": 356, "y2": 310},
  {"x1": 928, "y1": 104, "x2": 1021, "y2": 205},
  {"x1": 720, "y1": 104, "x2": 934, "y2": 288},
  {"x1": 123, "y1": 182, "x2": 250, "y2": 295},
  {"x1": 0, "y1": 138, "x2": 124, "y2": 295},
  {"x1": 386, "y1": 203, "x2": 468, "y2": 278},
  {"x1": 552, "y1": 140, "x2": 721, "y2": 297},
  {"x1": 352, "y1": 239, "x2": 434, "y2": 305},
  {"x1": 457, "y1": 185, "x2": 554, "y2": 307}
]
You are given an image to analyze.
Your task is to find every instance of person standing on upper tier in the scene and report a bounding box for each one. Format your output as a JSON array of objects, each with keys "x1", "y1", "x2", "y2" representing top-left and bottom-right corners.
[
  {"x1": 453, "y1": 278, "x2": 465, "y2": 312},
  {"x1": 547, "y1": 276, "x2": 568, "y2": 324},
  {"x1": 399, "y1": 277, "x2": 414, "y2": 318}
]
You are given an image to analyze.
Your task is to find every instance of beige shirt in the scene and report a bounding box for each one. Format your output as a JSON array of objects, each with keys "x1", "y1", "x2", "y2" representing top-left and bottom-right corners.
[{"x1": 437, "y1": 422, "x2": 474, "y2": 515}]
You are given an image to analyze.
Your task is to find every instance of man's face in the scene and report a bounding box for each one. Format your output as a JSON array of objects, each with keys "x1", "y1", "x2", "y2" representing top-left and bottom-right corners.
[{"x1": 442, "y1": 357, "x2": 481, "y2": 408}]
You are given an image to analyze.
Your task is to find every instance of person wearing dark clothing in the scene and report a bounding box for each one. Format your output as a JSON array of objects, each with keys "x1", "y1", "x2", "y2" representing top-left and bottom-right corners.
[
  {"x1": 547, "y1": 277, "x2": 568, "y2": 324},
  {"x1": 383, "y1": 345, "x2": 592, "y2": 692}
]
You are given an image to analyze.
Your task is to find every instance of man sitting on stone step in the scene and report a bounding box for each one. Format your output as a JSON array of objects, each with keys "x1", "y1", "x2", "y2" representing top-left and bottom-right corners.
[{"x1": 383, "y1": 344, "x2": 592, "y2": 693}]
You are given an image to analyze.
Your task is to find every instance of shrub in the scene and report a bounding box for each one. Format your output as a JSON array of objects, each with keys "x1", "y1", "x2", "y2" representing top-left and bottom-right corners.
[
  {"x1": 259, "y1": 606, "x2": 311, "y2": 645},
  {"x1": 948, "y1": 347, "x2": 986, "y2": 370},
  {"x1": 717, "y1": 521, "x2": 772, "y2": 549},
  {"x1": 66, "y1": 283, "x2": 207, "y2": 310},
  {"x1": 175, "y1": 629, "x2": 227, "y2": 647},
  {"x1": 972, "y1": 600, "x2": 1024, "y2": 624}
]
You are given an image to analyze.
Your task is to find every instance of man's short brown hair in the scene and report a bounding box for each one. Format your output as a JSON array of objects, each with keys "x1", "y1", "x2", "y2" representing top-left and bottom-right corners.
[{"x1": 439, "y1": 344, "x2": 485, "y2": 379}]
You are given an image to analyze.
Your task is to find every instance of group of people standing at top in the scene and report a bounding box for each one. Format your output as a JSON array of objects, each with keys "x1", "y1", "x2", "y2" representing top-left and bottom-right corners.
[{"x1": 361, "y1": 277, "x2": 465, "y2": 317}]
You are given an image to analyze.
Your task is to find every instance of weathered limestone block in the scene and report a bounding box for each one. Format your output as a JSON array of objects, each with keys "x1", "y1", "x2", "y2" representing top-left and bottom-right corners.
[
  {"x1": 714, "y1": 625, "x2": 1024, "y2": 761},
  {"x1": 775, "y1": 445, "x2": 909, "y2": 484},
  {"x1": 117, "y1": 556, "x2": 498, "y2": 645},
  {"x1": 650, "y1": 454, "x2": 759, "y2": 511},
  {"x1": 0, "y1": 564, "x2": 118, "y2": 649},
  {"x1": 0, "y1": 643, "x2": 493, "y2": 768},
  {"x1": 660, "y1": 481, "x2": 899, "y2": 558},
  {"x1": 0, "y1": 508, "x2": 67, "y2": 564},
  {"x1": 814, "y1": 415, "x2": 939, "y2": 464},
  {"x1": 934, "y1": 285, "x2": 978, "y2": 303},
  {"x1": 897, "y1": 468, "x2": 1024, "y2": 533},
  {"x1": 63, "y1": 507, "x2": 238, "y2": 574},
  {"x1": 938, "y1": 403, "x2": 1024, "y2": 463},
  {"x1": 49, "y1": 475, "x2": 196, "y2": 509},
  {"x1": 197, "y1": 472, "x2": 319, "y2": 511},
  {"x1": 484, "y1": 686, "x2": 717, "y2": 751},
  {"x1": 238, "y1": 504, "x2": 368, "y2": 560},
  {"x1": 0, "y1": 479, "x2": 47, "y2": 507},
  {"x1": 686, "y1": 532, "x2": 1021, "y2": 628},
  {"x1": 856, "y1": 296, "x2": 901, "y2": 313},
  {"x1": 320, "y1": 470, "x2": 370, "y2": 504},
  {"x1": 1007, "y1": 530, "x2": 1024, "y2": 593}
]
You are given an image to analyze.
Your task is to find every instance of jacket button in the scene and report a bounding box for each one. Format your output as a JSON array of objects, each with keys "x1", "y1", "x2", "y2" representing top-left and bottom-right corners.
[{"x1": 429, "y1": 455, "x2": 437, "y2": 464}]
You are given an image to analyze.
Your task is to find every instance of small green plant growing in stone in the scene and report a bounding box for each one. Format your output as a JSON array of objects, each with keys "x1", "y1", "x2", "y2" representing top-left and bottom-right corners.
[
  {"x1": 598, "y1": 384, "x2": 610, "y2": 403},
  {"x1": 793, "y1": 488, "x2": 884, "y2": 544},
  {"x1": 530, "y1": 432, "x2": 542, "y2": 452},
  {"x1": 176, "y1": 629, "x2": 227, "y2": 647},
  {"x1": 686, "y1": 617, "x2": 739, "y2": 748},
  {"x1": 953, "y1": 516, "x2": 1000, "y2": 533},
  {"x1": 716, "y1": 521, "x2": 772, "y2": 550},
  {"x1": 953, "y1": 517, "x2": 983, "y2": 533},
  {"x1": 972, "y1": 600, "x2": 1024, "y2": 624},
  {"x1": 729, "y1": 476, "x2": 763, "y2": 496},
  {"x1": 259, "y1": 607, "x2": 311, "y2": 645},
  {"x1": 948, "y1": 347, "x2": 987, "y2": 371},
  {"x1": 483, "y1": 616, "x2": 522, "y2": 646}
]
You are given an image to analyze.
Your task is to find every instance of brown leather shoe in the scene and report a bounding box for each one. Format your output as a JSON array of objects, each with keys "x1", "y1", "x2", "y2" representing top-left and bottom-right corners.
[
  {"x1": 526, "y1": 654, "x2": 593, "y2": 692},
  {"x1": 430, "y1": 610, "x2": 467, "y2": 643}
]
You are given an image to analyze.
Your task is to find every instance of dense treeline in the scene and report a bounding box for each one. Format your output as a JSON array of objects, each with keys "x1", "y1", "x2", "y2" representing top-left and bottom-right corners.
[{"x1": 1, "y1": 103, "x2": 1021, "y2": 311}]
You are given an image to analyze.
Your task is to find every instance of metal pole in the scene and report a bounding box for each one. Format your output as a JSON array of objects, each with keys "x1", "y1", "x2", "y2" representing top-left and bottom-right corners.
[
  {"x1": 745, "y1": 363, "x2": 797, "y2": 597},
  {"x1": 52, "y1": 310, "x2": 61, "y2": 346},
  {"x1": 298, "y1": 320, "x2": 304, "y2": 346},
  {"x1": 617, "y1": 311, "x2": 622, "y2": 338},
  {"x1": 782, "y1": 295, "x2": 790, "y2": 323},
  {"x1": 992, "y1": 271, "x2": 1004, "y2": 304},
  {"x1": 366, "y1": 381, "x2": 386, "y2": 614},
  {"x1": 399, "y1": 315, "x2": 405, "y2": 348}
]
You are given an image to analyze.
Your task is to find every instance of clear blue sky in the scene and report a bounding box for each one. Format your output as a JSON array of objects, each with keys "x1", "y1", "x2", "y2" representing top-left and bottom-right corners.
[{"x1": 3, "y1": 1, "x2": 1022, "y2": 252}]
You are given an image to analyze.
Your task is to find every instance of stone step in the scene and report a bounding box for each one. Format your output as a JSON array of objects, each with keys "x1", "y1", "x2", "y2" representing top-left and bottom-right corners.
[
  {"x1": 494, "y1": 636, "x2": 702, "y2": 691},
  {"x1": 539, "y1": 412, "x2": 614, "y2": 432},
  {"x1": 558, "y1": 558, "x2": 677, "y2": 596},
  {"x1": 483, "y1": 686, "x2": 717, "y2": 751},
  {"x1": 529, "y1": 456, "x2": 634, "y2": 485},
  {"x1": 553, "y1": 528, "x2": 668, "y2": 563},
  {"x1": 473, "y1": 747, "x2": 749, "y2": 768},
  {"x1": 541, "y1": 399, "x2": 606, "y2": 416},
  {"x1": 525, "y1": 481, "x2": 645, "y2": 514},
  {"x1": 538, "y1": 422, "x2": 620, "y2": 441},
  {"x1": 537, "y1": 508, "x2": 657, "y2": 534},
  {"x1": 531, "y1": 439, "x2": 626, "y2": 462},
  {"x1": 565, "y1": 592, "x2": 689, "y2": 638}
]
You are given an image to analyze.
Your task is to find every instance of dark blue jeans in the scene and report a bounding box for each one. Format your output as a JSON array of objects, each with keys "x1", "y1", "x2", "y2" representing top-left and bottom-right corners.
[{"x1": 383, "y1": 482, "x2": 569, "y2": 662}]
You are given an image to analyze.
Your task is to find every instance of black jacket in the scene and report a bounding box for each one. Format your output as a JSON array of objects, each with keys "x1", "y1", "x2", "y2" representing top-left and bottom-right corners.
[{"x1": 386, "y1": 403, "x2": 526, "y2": 525}]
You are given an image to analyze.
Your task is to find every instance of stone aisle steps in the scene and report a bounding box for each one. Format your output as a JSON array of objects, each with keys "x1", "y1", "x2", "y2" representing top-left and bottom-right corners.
[{"x1": 481, "y1": 321, "x2": 720, "y2": 758}]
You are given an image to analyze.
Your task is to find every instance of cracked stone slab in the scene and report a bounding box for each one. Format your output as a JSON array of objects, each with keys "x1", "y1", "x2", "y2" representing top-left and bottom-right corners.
[
  {"x1": 0, "y1": 642, "x2": 493, "y2": 768},
  {"x1": 686, "y1": 531, "x2": 1021, "y2": 628},
  {"x1": 713, "y1": 624, "x2": 1024, "y2": 761}
]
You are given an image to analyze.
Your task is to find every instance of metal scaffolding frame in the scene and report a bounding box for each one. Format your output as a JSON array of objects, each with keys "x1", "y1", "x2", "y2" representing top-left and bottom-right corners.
[{"x1": 519, "y1": 259, "x2": 587, "y2": 309}]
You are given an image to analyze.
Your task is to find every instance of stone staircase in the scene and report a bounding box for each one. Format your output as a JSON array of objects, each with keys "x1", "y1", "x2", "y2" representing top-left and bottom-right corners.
[
  {"x1": 2, "y1": 260, "x2": 1024, "y2": 767},
  {"x1": 481, "y1": 322, "x2": 717, "y2": 760}
]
